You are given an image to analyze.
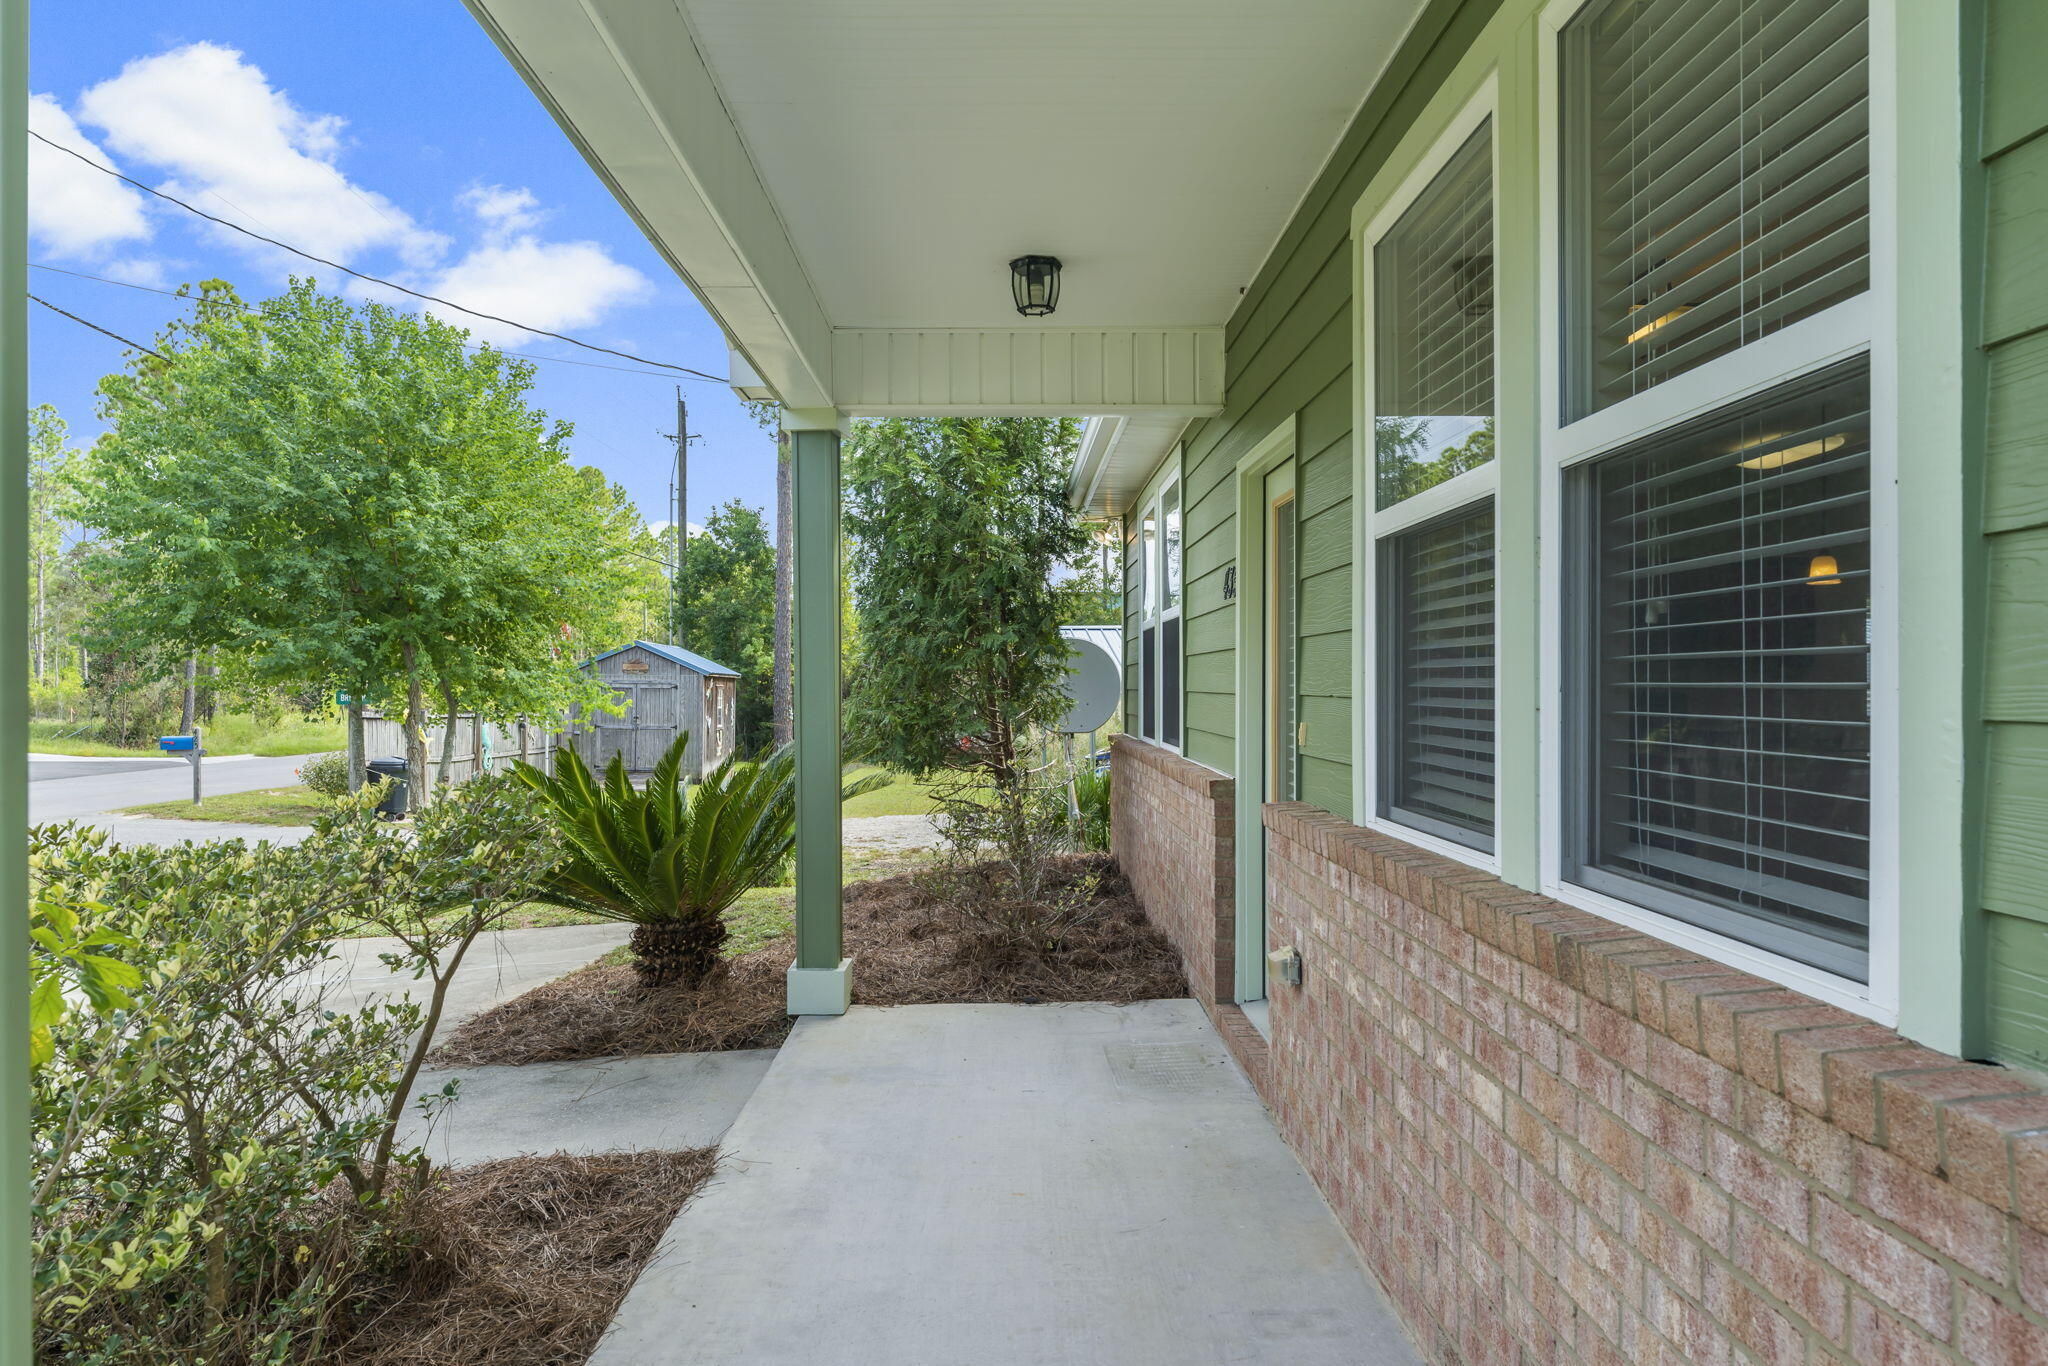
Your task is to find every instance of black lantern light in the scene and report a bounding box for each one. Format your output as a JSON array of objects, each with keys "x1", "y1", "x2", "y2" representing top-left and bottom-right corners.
[{"x1": 1009, "y1": 255, "x2": 1061, "y2": 317}]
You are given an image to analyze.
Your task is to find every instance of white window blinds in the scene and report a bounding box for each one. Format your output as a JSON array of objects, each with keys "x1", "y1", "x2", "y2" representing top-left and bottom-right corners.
[
  {"x1": 1568, "y1": 359, "x2": 1871, "y2": 979},
  {"x1": 1374, "y1": 120, "x2": 1495, "y2": 508},
  {"x1": 1561, "y1": 0, "x2": 1870, "y2": 418},
  {"x1": 1380, "y1": 506, "x2": 1496, "y2": 850}
]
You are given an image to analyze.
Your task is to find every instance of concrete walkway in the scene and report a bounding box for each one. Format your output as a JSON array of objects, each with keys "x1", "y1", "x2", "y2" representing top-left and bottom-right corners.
[
  {"x1": 593, "y1": 1001, "x2": 1419, "y2": 1366},
  {"x1": 316, "y1": 922, "x2": 631, "y2": 1028},
  {"x1": 398, "y1": 1051, "x2": 775, "y2": 1166}
]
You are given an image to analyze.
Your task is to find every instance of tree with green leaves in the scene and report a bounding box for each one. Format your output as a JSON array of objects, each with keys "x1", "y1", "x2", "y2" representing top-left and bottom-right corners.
[
  {"x1": 843, "y1": 416, "x2": 1088, "y2": 785},
  {"x1": 27, "y1": 405, "x2": 80, "y2": 687},
  {"x1": 77, "y1": 278, "x2": 644, "y2": 797},
  {"x1": 673, "y1": 499, "x2": 775, "y2": 750}
]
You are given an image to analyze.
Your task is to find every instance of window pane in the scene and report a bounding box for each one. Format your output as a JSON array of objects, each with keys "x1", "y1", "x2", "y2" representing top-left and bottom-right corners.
[
  {"x1": 1375, "y1": 120, "x2": 1495, "y2": 509},
  {"x1": 1561, "y1": 0, "x2": 1870, "y2": 419},
  {"x1": 1162, "y1": 617, "x2": 1182, "y2": 748},
  {"x1": 1380, "y1": 504, "x2": 1495, "y2": 850},
  {"x1": 1570, "y1": 359, "x2": 1870, "y2": 978},
  {"x1": 1140, "y1": 510, "x2": 1157, "y2": 618},
  {"x1": 1141, "y1": 624, "x2": 1158, "y2": 741},
  {"x1": 1164, "y1": 482, "x2": 1182, "y2": 612}
]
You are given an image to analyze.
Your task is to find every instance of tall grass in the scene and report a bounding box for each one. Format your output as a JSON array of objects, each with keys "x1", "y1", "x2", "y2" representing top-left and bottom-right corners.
[{"x1": 29, "y1": 709, "x2": 346, "y2": 757}]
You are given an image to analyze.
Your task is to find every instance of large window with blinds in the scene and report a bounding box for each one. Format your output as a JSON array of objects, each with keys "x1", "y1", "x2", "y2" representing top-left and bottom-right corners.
[
  {"x1": 1367, "y1": 106, "x2": 1498, "y2": 859},
  {"x1": 1134, "y1": 470, "x2": 1182, "y2": 750},
  {"x1": 1564, "y1": 359, "x2": 1871, "y2": 979},
  {"x1": 1380, "y1": 506, "x2": 1496, "y2": 851},
  {"x1": 1559, "y1": 0, "x2": 1870, "y2": 421}
]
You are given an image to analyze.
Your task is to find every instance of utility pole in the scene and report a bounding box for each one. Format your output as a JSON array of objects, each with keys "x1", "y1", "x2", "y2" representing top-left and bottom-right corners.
[{"x1": 664, "y1": 387, "x2": 698, "y2": 648}]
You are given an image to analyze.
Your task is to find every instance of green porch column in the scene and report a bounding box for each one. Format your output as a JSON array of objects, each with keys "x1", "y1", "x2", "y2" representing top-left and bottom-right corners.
[
  {"x1": 783, "y1": 410, "x2": 849, "y2": 1015},
  {"x1": 2, "y1": 0, "x2": 30, "y2": 1355}
]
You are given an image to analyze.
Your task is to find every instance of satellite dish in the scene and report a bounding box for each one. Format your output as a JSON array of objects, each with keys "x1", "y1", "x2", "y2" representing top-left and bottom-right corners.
[{"x1": 1057, "y1": 628, "x2": 1121, "y2": 734}]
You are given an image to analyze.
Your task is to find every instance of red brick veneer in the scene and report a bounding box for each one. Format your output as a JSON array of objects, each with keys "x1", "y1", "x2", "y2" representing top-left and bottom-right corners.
[
  {"x1": 1261, "y1": 800, "x2": 2048, "y2": 1366},
  {"x1": 1111, "y1": 735, "x2": 1236, "y2": 1003},
  {"x1": 1110, "y1": 736, "x2": 1272, "y2": 1097}
]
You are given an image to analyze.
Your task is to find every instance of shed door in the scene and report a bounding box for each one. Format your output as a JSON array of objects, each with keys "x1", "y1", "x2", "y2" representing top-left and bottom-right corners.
[{"x1": 587, "y1": 681, "x2": 678, "y2": 773}]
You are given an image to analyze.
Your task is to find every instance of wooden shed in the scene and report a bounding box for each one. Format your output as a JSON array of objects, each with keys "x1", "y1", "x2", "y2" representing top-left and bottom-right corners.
[{"x1": 569, "y1": 640, "x2": 740, "y2": 780}]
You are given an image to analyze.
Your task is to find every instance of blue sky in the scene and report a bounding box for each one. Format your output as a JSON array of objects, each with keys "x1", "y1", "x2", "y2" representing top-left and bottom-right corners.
[{"x1": 28, "y1": 1, "x2": 776, "y2": 535}]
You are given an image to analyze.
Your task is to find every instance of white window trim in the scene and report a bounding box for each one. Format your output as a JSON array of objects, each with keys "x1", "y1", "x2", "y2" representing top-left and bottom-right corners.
[
  {"x1": 1357, "y1": 79, "x2": 1504, "y2": 876},
  {"x1": 1135, "y1": 456, "x2": 1184, "y2": 754},
  {"x1": 1534, "y1": 0, "x2": 1901, "y2": 1023}
]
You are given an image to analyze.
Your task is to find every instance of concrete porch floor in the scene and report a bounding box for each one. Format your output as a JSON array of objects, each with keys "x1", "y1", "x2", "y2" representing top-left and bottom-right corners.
[{"x1": 593, "y1": 1001, "x2": 1420, "y2": 1366}]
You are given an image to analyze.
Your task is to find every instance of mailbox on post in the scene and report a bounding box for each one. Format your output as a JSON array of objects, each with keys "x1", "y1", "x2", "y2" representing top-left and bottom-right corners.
[{"x1": 159, "y1": 728, "x2": 204, "y2": 804}]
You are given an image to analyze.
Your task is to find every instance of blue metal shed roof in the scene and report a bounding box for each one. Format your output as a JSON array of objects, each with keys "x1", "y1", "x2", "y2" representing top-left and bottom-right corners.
[{"x1": 585, "y1": 639, "x2": 740, "y2": 677}]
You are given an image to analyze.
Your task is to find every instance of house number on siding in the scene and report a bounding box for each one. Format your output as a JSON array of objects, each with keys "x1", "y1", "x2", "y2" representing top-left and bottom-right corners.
[{"x1": 1222, "y1": 566, "x2": 1236, "y2": 601}]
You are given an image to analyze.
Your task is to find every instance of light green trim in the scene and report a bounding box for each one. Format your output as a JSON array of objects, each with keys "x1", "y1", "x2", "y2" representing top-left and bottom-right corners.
[
  {"x1": 1491, "y1": 22, "x2": 1542, "y2": 889},
  {"x1": 1, "y1": 0, "x2": 27, "y2": 1352},
  {"x1": 1232, "y1": 417, "x2": 1299, "y2": 1004},
  {"x1": 1891, "y1": 0, "x2": 1973, "y2": 1054},
  {"x1": 789, "y1": 422, "x2": 845, "y2": 1003}
]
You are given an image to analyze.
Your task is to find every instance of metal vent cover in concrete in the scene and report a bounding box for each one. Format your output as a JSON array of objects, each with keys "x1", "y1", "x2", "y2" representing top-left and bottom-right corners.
[{"x1": 1104, "y1": 1042, "x2": 1215, "y2": 1095}]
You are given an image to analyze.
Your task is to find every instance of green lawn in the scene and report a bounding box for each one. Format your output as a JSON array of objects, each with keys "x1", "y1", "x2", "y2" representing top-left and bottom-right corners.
[
  {"x1": 119, "y1": 786, "x2": 336, "y2": 825},
  {"x1": 31, "y1": 711, "x2": 347, "y2": 758},
  {"x1": 840, "y1": 766, "x2": 946, "y2": 818}
]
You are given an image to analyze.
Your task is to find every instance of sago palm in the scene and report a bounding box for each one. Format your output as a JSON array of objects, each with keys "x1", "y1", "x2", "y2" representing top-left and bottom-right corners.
[{"x1": 513, "y1": 733, "x2": 887, "y2": 988}]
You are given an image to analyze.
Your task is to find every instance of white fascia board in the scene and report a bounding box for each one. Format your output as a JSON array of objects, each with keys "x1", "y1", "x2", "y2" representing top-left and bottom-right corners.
[
  {"x1": 1068, "y1": 416, "x2": 1127, "y2": 511},
  {"x1": 463, "y1": 0, "x2": 834, "y2": 409}
]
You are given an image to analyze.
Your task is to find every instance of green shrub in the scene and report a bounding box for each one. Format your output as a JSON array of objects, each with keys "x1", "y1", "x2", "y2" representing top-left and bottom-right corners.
[
  {"x1": 297, "y1": 750, "x2": 350, "y2": 796},
  {"x1": 514, "y1": 733, "x2": 883, "y2": 988},
  {"x1": 28, "y1": 776, "x2": 558, "y2": 1364},
  {"x1": 1073, "y1": 763, "x2": 1111, "y2": 853}
]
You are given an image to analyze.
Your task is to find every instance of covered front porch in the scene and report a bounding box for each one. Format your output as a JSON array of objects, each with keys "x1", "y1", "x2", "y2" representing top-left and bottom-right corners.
[{"x1": 462, "y1": 0, "x2": 1390, "y2": 1014}]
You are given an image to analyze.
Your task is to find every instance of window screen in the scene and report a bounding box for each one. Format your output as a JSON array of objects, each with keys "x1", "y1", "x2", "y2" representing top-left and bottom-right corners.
[
  {"x1": 1162, "y1": 617, "x2": 1181, "y2": 748},
  {"x1": 1374, "y1": 119, "x2": 1494, "y2": 509},
  {"x1": 1140, "y1": 624, "x2": 1158, "y2": 741},
  {"x1": 1380, "y1": 504, "x2": 1496, "y2": 850},
  {"x1": 1560, "y1": 0, "x2": 1870, "y2": 419},
  {"x1": 1567, "y1": 359, "x2": 1870, "y2": 978}
]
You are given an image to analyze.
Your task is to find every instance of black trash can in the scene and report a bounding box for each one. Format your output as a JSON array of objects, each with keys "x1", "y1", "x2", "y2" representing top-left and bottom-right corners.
[{"x1": 365, "y1": 757, "x2": 410, "y2": 819}]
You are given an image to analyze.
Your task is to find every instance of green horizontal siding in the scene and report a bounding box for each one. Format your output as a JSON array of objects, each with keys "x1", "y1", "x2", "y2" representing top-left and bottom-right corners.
[
  {"x1": 1168, "y1": 0, "x2": 1501, "y2": 803},
  {"x1": 1978, "y1": 0, "x2": 2048, "y2": 1072}
]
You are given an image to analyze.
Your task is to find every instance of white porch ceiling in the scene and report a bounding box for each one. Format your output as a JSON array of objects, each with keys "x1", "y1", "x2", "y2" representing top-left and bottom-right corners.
[
  {"x1": 466, "y1": 0, "x2": 1426, "y2": 500},
  {"x1": 681, "y1": 0, "x2": 1422, "y2": 330}
]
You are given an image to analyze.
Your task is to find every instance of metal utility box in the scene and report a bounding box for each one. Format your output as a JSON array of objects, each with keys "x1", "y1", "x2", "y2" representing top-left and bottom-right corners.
[{"x1": 569, "y1": 640, "x2": 740, "y2": 781}]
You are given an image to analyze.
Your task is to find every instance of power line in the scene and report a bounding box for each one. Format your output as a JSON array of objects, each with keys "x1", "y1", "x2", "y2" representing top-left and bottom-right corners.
[
  {"x1": 27, "y1": 261, "x2": 692, "y2": 381},
  {"x1": 28, "y1": 293, "x2": 166, "y2": 360},
  {"x1": 31, "y1": 129, "x2": 730, "y2": 385}
]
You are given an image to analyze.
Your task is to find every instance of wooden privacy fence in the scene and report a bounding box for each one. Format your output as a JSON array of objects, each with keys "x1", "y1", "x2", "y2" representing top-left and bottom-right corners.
[{"x1": 359, "y1": 711, "x2": 557, "y2": 784}]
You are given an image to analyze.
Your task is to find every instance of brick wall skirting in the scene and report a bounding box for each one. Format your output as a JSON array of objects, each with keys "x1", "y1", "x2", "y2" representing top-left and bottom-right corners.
[
  {"x1": 1110, "y1": 736, "x2": 1271, "y2": 1097},
  {"x1": 1259, "y1": 799, "x2": 2048, "y2": 1366}
]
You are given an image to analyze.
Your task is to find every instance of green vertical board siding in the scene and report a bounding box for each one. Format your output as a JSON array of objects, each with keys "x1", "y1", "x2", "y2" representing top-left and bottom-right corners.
[
  {"x1": 1163, "y1": 0, "x2": 1503, "y2": 799},
  {"x1": 1977, "y1": 0, "x2": 2048, "y2": 1070}
]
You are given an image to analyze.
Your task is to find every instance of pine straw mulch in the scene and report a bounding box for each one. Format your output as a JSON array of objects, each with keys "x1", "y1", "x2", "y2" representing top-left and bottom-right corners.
[
  {"x1": 430, "y1": 854, "x2": 1187, "y2": 1067},
  {"x1": 328, "y1": 1149, "x2": 715, "y2": 1366}
]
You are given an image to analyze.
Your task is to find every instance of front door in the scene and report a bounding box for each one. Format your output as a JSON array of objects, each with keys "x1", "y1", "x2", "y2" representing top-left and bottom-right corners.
[{"x1": 1240, "y1": 460, "x2": 1298, "y2": 1009}]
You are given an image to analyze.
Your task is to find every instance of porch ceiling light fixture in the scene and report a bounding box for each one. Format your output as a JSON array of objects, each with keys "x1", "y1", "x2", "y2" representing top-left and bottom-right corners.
[{"x1": 1010, "y1": 255, "x2": 1062, "y2": 317}]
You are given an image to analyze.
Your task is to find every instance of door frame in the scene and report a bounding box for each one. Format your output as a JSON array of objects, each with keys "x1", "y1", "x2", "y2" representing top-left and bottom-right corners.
[{"x1": 1232, "y1": 414, "x2": 1299, "y2": 1005}]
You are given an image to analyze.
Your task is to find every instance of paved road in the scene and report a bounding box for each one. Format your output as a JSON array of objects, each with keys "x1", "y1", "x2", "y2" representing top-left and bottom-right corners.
[{"x1": 28, "y1": 751, "x2": 321, "y2": 839}]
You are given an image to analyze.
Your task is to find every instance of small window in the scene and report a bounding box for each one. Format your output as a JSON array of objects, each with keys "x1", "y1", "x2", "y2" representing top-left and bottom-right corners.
[
  {"x1": 1566, "y1": 358, "x2": 1871, "y2": 979},
  {"x1": 1374, "y1": 119, "x2": 1495, "y2": 509},
  {"x1": 1379, "y1": 505, "x2": 1496, "y2": 850},
  {"x1": 1559, "y1": 0, "x2": 1870, "y2": 419},
  {"x1": 1133, "y1": 471, "x2": 1182, "y2": 749}
]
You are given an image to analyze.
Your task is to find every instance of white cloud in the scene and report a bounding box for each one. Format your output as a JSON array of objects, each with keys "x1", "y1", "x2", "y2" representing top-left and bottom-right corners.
[
  {"x1": 462, "y1": 183, "x2": 545, "y2": 238},
  {"x1": 28, "y1": 93, "x2": 152, "y2": 258},
  {"x1": 76, "y1": 42, "x2": 445, "y2": 270},
  {"x1": 408, "y1": 232, "x2": 649, "y2": 348}
]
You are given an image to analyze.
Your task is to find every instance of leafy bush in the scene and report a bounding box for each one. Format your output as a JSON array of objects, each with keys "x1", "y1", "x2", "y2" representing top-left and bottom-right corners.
[
  {"x1": 29, "y1": 776, "x2": 558, "y2": 1364},
  {"x1": 1073, "y1": 763, "x2": 1111, "y2": 853},
  {"x1": 297, "y1": 750, "x2": 350, "y2": 796},
  {"x1": 514, "y1": 733, "x2": 884, "y2": 988}
]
